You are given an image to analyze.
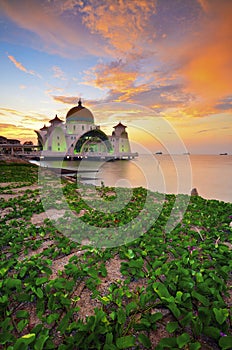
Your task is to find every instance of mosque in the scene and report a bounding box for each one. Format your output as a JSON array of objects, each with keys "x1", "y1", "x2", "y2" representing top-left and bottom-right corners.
[{"x1": 35, "y1": 100, "x2": 138, "y2": 160}]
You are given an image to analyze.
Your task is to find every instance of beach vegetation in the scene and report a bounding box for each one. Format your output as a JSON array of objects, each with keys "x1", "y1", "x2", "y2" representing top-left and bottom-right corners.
[{"x1": 0, "y1": 164, "x2": 231, "y2": 349}]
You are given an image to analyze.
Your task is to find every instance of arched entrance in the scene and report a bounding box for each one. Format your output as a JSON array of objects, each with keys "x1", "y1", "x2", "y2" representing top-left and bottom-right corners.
[{"x1": 74, "y1": 129, "x2": 113, "y2": 154}]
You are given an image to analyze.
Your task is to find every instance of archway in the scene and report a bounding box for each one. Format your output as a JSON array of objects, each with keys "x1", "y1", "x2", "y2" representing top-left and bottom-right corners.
[{"x1": 74, "y1": 129, "x2": 113, "y2": 154}]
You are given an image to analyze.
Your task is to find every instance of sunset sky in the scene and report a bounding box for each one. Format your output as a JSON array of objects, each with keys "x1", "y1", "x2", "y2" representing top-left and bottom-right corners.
[{"x1": 0, "y1": 0, "x2": 231, "y2": 154}]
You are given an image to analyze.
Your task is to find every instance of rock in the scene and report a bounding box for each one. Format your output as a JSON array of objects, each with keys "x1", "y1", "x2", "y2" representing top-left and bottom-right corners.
[{"x1": 191, "y1": 188, "x2": 199, "y2": 196}]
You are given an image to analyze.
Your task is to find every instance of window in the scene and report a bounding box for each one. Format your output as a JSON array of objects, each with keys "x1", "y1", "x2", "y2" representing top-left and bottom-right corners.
[
  {"x1": 58, "y1": 142, "x2": 60, "y2": 146},
  {"x1": 57, "y1": 136, "x2": 59, "y2": 140},
  {"x1": 82, "y1": 125, "x2": 84, "y2": 131},
  {"x1": 73, "y1": 125, "x2": 76, "y2": 131}
]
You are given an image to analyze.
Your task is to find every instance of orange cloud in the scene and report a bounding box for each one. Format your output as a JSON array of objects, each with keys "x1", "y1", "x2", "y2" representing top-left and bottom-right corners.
[
  {"x1": 178, "y1": 0, "x2": 232, "y2": 105},
  {"x1": 0, "y1": 108, "x2": 49, "y2": 140},
  {"x1": 83, "y1": 60, "x2": 152, "y2": 103},
  {"x1": 8, "y1": 54, "x2": 41, "y2": 77},
  {"x1": 0, "y1": 124, "x2": 37, "y2": 143},
  {"x1": 52, "y1": 95, "x2": 79, "y2": 104},
  {"x1": 79, "y1": 0, "x2": 157, "y2": 54}
]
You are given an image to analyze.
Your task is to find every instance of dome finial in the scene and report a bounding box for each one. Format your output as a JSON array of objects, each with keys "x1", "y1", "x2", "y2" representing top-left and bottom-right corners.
[{"x1": 78, "y1": 98, "x2": 82, "y2": 106}]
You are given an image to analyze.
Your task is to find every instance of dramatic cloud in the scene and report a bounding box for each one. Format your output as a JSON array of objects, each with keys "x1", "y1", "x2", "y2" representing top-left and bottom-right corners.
[
  {"x1": 0, "y1": 108, "x2": 49, "y2": 138},
  {"x1": 177, "y1": 0, "x2": 232, "y2": 105},
  {"x1": 0, "y1": 123, "x2": 37, "y2": 142},
  {"x1": 83, "y1": 59, "x2": 140, "y2": 101},
  {"x1": 79, "y1": 0, "x2": 157, "y2": 54},
  {"x1": 0, "y1": 0, "x2": 231, "y2": 153}
]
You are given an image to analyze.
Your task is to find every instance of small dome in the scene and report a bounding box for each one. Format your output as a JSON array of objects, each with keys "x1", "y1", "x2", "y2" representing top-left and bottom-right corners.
[
  {"x1": 49, "y1": 114, "x2": 63, "y2": 124},
  {"x1": 66, "y1": 99, "x2": 94, "y2": 123},
  {"x1": 40, "y1": 124, "x2": 48, "y2": 131}
]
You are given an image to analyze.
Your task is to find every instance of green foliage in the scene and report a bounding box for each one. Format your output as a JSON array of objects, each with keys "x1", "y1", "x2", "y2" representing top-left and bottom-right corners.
[{"x1": 0, "y1": 165, "x2": 232, "y2": 349}]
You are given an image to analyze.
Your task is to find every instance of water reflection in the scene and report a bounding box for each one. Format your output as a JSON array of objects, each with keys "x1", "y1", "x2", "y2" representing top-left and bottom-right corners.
[{"x1": 32, "y1": 154, "x2": 232, "y2": 202}]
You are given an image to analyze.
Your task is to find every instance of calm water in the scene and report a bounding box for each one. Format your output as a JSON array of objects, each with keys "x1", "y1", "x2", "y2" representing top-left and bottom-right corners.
[{"x1": 34, "y1": 155, "x2": 232, "y2": 203}]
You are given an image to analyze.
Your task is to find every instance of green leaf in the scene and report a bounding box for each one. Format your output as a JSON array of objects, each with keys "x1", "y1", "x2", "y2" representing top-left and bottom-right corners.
[
  {"x1": 128, "y1": 258, "x2": 144, "y2": 269},
  {"x1": 57, "y1": 311, "x2": 72, "y2": 334},
  {"x1": 176, "y1": 333, "x2": 190, "y2": 348},
  {"x1": 153, "y1": 282, "x2": 171, "y2": 299},
  {"x1": 157, "y1": 337, "x2": 177, "y2": 348},
  {"x1": 105, "y1": 332, "x2": 113, "y2": 345},
  {"x1": 109, "y1": 311, "x2": 116, "y2": 320},
  {"x1": 14, "y1": 333, "x2": 36, "y2": 350},
  {"x1": 189, "y1": 342, "x2": 201, "y2": 350},
  {"x1": 100, "y1": 265, "x2": 107, "y2": 277},
  {"x1": 117, "y1": 308, "x2": 126, "y2": 325},
  {"x1": 46, "y1": 313, "x2": 60, "y2": 324},
  {"x1": 213, "y1": 308, "x2": 229, "y2": 325},
  {"x1": 191, "y1": 290, "x2": 209, "y2": 306},
  {"x1": 138, "y1": 333, "x2": 151, "y2": 348},
  {"x1": 203, "y1": 326, "x2": 220, "y2": 340},
  {"x1": 116, "y1": 336, "x2": 135, "y2": 349},
  {"x1": 180, "y1": 311, "x2": 193, "y2": 327},
  {"x1": 22, "y1": 334, "x2": 35, "y2": 340},
  {"x1": 166, "y1": 321, "x2": 179, "y2": 333},
  {"x1": 5, "y1": 278, "x2": 22, "y2": 291},
  {"x1": 16, "y1": 310, "x2": 29, "y2": 319},
  {"x1": 150, "y1": 312, "x2": 163, "y2": 324},
  {"x1": 125, "y1": 249, "x2": 135, "y2": 259},
  {"x1": 19, "y1": 266, "x2": 28, "y2": 278},
  {"x1": 195, "y1": 272, "x2": 204, "y2": 283},
  {"x1": 35, "y1": 277, "x2": 48, "y2": 286},
  {"x1": 103, "y1": 345, "x2": 117, "y2": 350},
  {"x1": 175, "y1": 291, "x2": 183, "y2": 303},
  {"x1": 0, "y1": 295, "x2": 8, "y2": 304},
  {"x1": 168, "y1": 303, "x2": 181, "y2": 319},
  {"x1": 34, "y1": 334, "x2": 49, "y2": 350},
  {"x1": 35, "y1": 287, "x2": 43, "y2": 298},
  {"x1": 34, "y1": 329, "x2": 49, "y2": 350},
  {"x1": 219, "y1": 336, "x2": 232, "y2": 349},
  {"x1": 126, "y1": 302, "x2": 137, "y2": 315},
  {"x1": 192, "y1": 318, "x2": 203, "y2": 336},
  {"x1": 17, "y1": 319, "x2": 28, "y2": 332}
]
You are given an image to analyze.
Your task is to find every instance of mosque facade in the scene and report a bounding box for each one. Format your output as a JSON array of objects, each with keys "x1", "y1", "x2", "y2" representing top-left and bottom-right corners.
[{"x1": 35, "y1": 100, "x2": 138, "y2": 160}]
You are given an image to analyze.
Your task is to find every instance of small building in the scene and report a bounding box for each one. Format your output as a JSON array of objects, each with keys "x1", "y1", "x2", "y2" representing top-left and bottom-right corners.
[
  {"x1": 35, "y1": 100, "x2": 138, "y2": 160},
  {"x1": 0, "y1": 136, "x2": 8, "y2": 144},
  {"x1": 7, "y1": 139, "x2": 21, "y2": 145},
  {"x1": 0, "y1": 136, "x2": 21, "y2": 154}
]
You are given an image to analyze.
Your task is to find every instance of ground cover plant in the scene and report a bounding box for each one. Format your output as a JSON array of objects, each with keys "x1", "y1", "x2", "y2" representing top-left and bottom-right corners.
[{"x1": 0, "y1": 163, "x2": 232, "y2": 349}]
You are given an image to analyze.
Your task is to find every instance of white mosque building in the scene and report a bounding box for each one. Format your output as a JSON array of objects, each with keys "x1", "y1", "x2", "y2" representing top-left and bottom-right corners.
[{"x1": 35, "y1": 100, "x2": 138, "y2": 160}]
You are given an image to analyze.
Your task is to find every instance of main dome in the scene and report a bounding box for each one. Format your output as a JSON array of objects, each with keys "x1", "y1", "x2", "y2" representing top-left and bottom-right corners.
[{"x1": 66, "y1": 100, "x2": 94, "y2": 123}]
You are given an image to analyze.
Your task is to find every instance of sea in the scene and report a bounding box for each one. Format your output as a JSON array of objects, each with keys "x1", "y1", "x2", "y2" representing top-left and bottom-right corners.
[{"x1": 32, "y1": 154, "x2": 232, "y2": 203}]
